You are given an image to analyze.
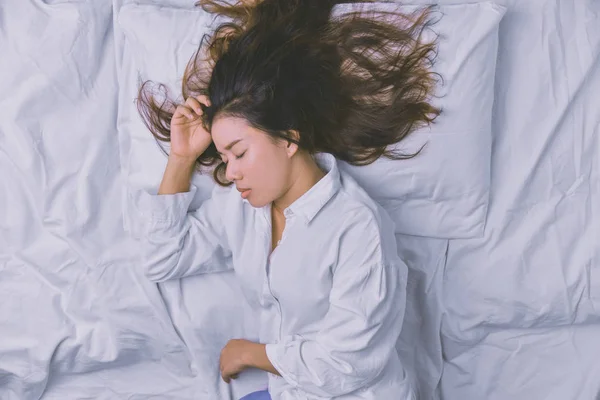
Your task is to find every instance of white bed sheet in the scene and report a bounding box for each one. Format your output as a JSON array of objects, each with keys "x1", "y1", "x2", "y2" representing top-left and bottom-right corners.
[
  {"x1": 438, "y1": 0, "x2": 600, "y2": 398},
  {"x1": 0, "y1": 1, "x2": 206, "y2": 399}
]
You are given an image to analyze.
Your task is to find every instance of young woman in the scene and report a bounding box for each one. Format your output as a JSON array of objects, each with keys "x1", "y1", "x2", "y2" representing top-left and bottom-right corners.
[{"x1": 135, "y1": 0, "x2": 440, "y2": 398}]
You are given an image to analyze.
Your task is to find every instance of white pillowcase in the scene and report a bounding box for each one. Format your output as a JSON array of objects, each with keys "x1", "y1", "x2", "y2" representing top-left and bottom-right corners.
[
  {"x1": 115, "y1": 3, "x2": 214, "y2": 239},
  {"x1": 334, "y1": 2, "x2": 506, "y2": 238},
  {"x1": 116, "y1": 1, "x2": 506, "y2": 240}
]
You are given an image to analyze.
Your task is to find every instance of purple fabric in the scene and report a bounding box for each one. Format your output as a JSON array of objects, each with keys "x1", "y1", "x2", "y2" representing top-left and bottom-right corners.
[{"x1": 239, "y1": 389, "x2": 271, "y2": 400}]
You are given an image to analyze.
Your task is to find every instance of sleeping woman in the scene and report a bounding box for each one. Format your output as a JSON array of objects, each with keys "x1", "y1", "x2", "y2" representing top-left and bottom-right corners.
[{"x1": 134, "y1": 0, "x2": 440, "y2": 398}]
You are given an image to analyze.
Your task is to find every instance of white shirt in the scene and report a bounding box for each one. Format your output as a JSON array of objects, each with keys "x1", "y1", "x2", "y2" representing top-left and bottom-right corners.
[{"x1": 133, "y1": 153, "x2": 414, "y2": 399}]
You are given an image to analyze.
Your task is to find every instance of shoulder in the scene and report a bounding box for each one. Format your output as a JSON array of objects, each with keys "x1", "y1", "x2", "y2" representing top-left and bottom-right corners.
[
  {"x1": 335, "y1": 198, "x2": 381, "y2": 238},
  {"x1": 325, "y1": 170, "x2": 400, "y2": 264},
  {"x1": 335, "y1": 170, "x2": 396, "y2": 234}
]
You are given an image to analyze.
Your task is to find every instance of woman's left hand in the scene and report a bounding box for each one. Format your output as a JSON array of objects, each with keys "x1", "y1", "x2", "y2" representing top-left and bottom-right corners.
[{"x1": 220, "y1": 339, "x2": 254, "y2": 383}]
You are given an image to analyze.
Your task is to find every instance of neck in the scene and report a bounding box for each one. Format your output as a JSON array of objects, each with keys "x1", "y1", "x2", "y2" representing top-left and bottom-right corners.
[{"x1": 273, "y1": 153, "x2": 326, "y2": 212}]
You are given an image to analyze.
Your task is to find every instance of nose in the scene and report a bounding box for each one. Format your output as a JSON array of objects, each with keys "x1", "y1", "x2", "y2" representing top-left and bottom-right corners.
[{"x1": 225, "y1": 160, "x2": 241, "y2": 182}]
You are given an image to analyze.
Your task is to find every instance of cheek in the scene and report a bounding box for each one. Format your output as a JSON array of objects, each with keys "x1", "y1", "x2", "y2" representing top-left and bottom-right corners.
[{"x1": 245, "y1": 149, "x2": 288, "y2": 195}]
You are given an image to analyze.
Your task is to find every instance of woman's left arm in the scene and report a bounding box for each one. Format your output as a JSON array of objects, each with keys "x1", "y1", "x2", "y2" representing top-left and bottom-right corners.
[
  {"x1": 261, "y1": 216, "x2": 409, "y2": 398},
  {"x1": 243, "y1": 343, "x2": 280, "y2": 376},
  {"x1": 220, "y1": 339, "x2": 280, "y2": 383}
]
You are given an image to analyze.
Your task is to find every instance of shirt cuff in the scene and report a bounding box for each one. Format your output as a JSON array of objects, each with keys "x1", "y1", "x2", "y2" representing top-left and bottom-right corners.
[
  {"x1": 265, "y1": 342, "x2": 300, "y2": 388},
  {"x1": 131, "y1": 185, "x2": 198, "y2": 228}
]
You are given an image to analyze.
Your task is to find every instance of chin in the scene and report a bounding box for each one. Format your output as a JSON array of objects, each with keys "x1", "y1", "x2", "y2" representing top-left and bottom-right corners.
[
  {"x1": 246, "y1": 194, "x2": 269, "y2": 209},
  {"x1": 248, "y1": 198, "x2": 266, "y2": 208}
]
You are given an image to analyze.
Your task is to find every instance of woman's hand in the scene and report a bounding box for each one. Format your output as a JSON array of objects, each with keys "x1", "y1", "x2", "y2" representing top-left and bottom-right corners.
[
  {"x1": 220, "y1": 339, "x2": 254, "y2": 383},
  {"x1": 170, "y1": 95, "x2": 212, "y2": 161}
]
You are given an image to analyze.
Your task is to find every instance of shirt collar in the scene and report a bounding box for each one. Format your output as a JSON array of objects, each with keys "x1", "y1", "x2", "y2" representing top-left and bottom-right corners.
[{"x1": 285, "y1": 153, "x2": 341, "y2": 224}]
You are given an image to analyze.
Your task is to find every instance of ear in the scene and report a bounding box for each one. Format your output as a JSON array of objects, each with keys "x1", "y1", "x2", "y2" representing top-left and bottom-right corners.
[{"x1": 285, "y1": 130, "x2": 300, "y2": 158}]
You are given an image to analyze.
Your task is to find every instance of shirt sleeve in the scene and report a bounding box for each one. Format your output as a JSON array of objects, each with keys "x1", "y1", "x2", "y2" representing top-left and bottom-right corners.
[
  {"x1": 265, "y1": 213, "x2": 408, "y2": 397},
  {"x1": 130, "y1": 184, "x2": 234, "y2": 282}
]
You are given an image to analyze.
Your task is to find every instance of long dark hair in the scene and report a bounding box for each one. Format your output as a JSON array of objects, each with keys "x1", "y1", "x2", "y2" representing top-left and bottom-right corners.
[{"x1": 137, "y1": 0, "x2": 442, "y2": 186}]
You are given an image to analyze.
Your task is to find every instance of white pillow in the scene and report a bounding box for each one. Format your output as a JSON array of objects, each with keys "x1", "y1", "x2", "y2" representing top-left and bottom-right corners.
[
  {"x1": 334, "y1": 2, "x2": 506, "y2": 238},
  {"x1": 116, "y1": 1, "x2": 506, "y2": 240},
  {"x1": 115, "y1": 2, "x2": 218, "y2": 239}
]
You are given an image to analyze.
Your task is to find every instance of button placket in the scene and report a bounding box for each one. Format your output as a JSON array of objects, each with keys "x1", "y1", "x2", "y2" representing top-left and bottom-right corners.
[
  {"x1": 260, "y1": 204, "x2": 284, "y2": 341},
  {"x1": 270, "y1": 212, "x2": 296, "y2": 341},
  {"x1": 278, "y1": 209, "x2": 293, "y2": 246}
]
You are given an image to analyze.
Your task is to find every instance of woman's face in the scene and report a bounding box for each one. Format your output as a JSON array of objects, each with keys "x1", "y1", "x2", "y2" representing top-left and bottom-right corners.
[{"x1": 211, "y1": 116, "x2": 297, "y2": 208}]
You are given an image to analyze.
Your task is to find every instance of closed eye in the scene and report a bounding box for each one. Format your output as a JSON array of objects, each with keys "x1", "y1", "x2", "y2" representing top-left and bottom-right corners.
[{"x1": 235, "y1": 151, "x2": 246, "y2": 160}]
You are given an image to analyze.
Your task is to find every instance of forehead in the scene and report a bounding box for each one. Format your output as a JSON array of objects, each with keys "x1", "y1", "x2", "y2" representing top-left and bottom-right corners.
[{"x1": 211, "y1": 116, "x2": 255, "y2": 150}]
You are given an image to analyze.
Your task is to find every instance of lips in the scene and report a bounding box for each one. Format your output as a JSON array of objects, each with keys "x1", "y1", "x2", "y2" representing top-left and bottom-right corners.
[{"x1": 237, "y1": 186, "x2": 251, "y2": 199}]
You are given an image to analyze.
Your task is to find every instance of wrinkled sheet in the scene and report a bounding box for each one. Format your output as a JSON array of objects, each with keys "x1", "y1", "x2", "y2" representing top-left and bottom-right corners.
[
  {"x1": 0, "y1": 1, "x2": 206, "y2": 399},
  {"x1": 1, "y1": 0, "x2": 598, "y2": 400},
  {"x1": 437, "y1": 0, "x2": 600, "y2": 399}
]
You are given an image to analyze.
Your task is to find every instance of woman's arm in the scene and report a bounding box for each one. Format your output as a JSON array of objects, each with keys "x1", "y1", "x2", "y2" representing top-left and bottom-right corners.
[
  {"x1": 262, "y1": 212, "x2": 407, "y2": 397},
  {"x1": 158, "y1": 154, "x2": 197, "y2": 194},
  {"x1": 219, "y1": 339, "x2": 281, "y2": 384},
  {"x1": 244, "y1": 343, "x2": 281, "y2": 376},
  {"x1": 131, "y1": 155, "x2": 234, "y2": 282}
]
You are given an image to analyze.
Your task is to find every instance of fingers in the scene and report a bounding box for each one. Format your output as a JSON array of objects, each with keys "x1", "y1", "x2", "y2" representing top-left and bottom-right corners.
[
  {"x1": 220, "y1": 362, "x2": 239, "y2": 384},
  {"x1": 173, "y1": 103, "x2": 202, "y2": 122},
  {"x1": 220, "y1": 359, "x2": 227, "y2": 383},
  {"x1": 221, "y1": 373, "x2": 238, "y2": 383},
  {"x1": 174, "y1": 95, "x2": 210, "y2": 121},
  {"x1": 196, "y1": 94, "x2": 211, "y2": 107},
  {"x1": 184, "y1": 95, "x2": 211, "y2": 113},
  {"x1": 221, "y1": 370, "x2": 231, "y2": 383},
  {"x1": 185, "y1": 96, "x2": 204, "y2": 115}
]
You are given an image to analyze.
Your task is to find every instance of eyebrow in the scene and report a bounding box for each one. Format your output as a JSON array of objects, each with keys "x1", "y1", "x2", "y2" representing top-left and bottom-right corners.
[{"x1": 217, "y1": 139, "x2": 243, "y2": 155}]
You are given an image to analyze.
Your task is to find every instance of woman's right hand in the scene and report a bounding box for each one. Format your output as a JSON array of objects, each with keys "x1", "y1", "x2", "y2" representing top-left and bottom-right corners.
[{"x1": 169, "y1": 95, "x2": 212, "y2": 161}]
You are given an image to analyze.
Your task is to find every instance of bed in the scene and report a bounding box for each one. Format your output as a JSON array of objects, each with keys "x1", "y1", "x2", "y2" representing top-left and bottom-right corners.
[{"x1": 0, "y1": 0, "x2": 597, "y2": 399}]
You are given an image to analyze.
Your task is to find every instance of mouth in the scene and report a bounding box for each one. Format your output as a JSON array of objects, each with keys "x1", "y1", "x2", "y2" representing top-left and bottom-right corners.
[{"x1": 237, "y1": 187, "x2": 252, "y2": 199}]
